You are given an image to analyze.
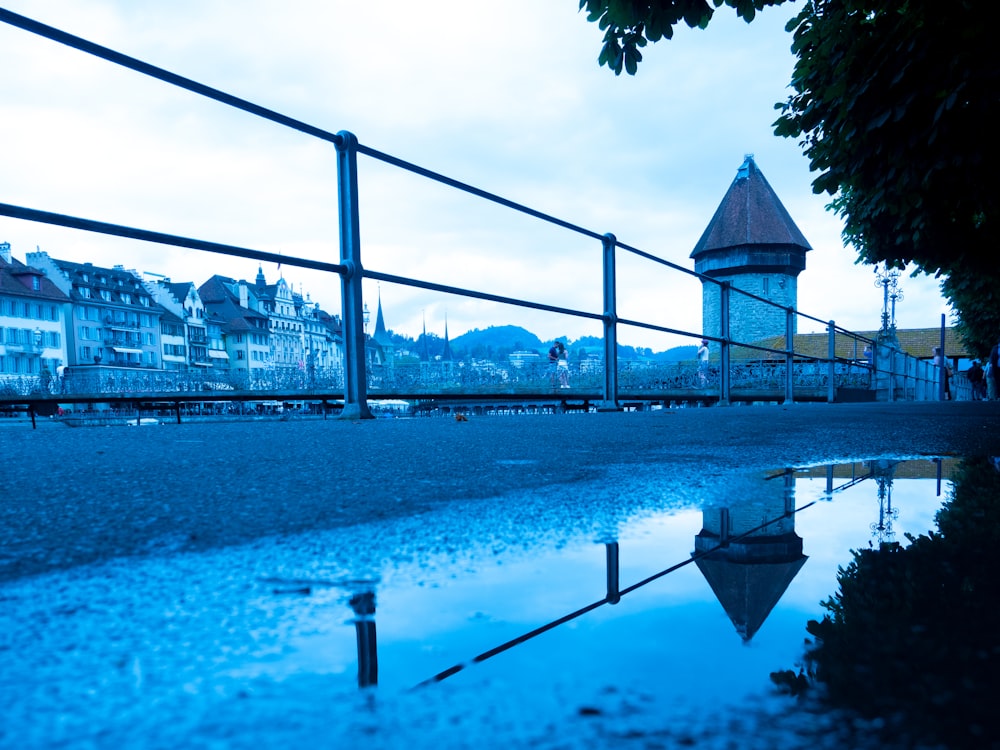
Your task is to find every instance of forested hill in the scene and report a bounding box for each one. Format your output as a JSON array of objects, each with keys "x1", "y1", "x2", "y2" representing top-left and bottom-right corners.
[{"x1": 430, "y1": 325, "x2": 697, "y2": 361}]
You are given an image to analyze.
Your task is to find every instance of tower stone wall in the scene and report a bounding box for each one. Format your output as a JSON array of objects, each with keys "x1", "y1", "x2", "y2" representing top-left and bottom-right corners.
[
  {"x1": 691, "y1": 156, "x2": 811, "y2": 353},
  {"x1": 701, "y1": 272, "x2": 799, "y2": 346}
]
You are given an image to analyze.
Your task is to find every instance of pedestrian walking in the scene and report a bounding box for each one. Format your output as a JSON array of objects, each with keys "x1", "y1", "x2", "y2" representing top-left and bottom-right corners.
[
  {"x1": 557, "y1": 341, "x2": 569, "y2": 388},
  {"x1": 548, "y1": 342, "x2": 560, "y2": 387},
  {"x1": 932, "y1": 347, "x2": 952, "y2": 400},
  {"x1": 697, "y1": 339, "x2": 710, "y2": 386}
]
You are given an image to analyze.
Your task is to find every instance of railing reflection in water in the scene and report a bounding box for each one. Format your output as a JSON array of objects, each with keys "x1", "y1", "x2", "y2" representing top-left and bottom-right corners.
[{"x1": 284, "y1": 458, "x2": 951, "y2": 692}]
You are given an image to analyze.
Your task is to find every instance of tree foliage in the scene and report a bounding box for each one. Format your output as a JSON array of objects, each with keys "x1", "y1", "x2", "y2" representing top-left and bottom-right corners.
[
  {"x1": 579, "y1": 0, "x2": 787, "y2": 74},
  {"x1": 581, "y1": 0, "x2": 1000, "y2": 350},
  {"x1": 792, "y1": 458, "x2": 1000, "y2": 746}
]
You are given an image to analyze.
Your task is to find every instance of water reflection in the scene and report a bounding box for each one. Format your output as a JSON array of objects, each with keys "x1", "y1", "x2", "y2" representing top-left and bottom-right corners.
[
  {"x1": 782, "y1": 456, "x2": 1000, "y2": 748},
  {"x1": 2, "y1": 456, "x2": 972, "y2": 748},
  {"x1": 322, "y1": 460, "x2": 956, "y2": 693},
  {"x1": 695, "y1": 468, "x2": 807, "y2": 642}
]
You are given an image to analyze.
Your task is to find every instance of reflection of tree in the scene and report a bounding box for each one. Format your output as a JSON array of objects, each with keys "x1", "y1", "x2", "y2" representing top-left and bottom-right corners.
[{"x1": 775, "y1": 457, "x2": 1000, "y2": 747}]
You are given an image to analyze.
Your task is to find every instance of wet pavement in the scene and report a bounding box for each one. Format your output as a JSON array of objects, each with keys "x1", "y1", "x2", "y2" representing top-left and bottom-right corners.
[{"x1": 2, "y1": 402, "x2": 999, "y2": 748}]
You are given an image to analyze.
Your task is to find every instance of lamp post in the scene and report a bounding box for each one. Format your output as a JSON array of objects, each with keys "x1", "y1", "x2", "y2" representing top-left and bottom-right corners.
[{"x1": 873, "y1": 264, "x2": 903, "y2": 346}]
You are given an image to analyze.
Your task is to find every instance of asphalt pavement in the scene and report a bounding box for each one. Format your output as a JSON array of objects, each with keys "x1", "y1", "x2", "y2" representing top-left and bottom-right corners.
[{"x1": 3, "y1": 400, "x2": 999, "y2": 583}]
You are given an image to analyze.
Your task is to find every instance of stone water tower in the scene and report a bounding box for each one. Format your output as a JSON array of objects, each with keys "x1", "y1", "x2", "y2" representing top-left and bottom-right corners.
[{"x1": 690, "y1": 155, "x2": 812, "y2": 349}]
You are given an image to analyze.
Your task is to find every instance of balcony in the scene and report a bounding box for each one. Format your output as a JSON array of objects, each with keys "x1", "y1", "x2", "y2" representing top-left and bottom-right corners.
[{"x1": 104, "y1": 316, "x2": 139, "y2": 331}]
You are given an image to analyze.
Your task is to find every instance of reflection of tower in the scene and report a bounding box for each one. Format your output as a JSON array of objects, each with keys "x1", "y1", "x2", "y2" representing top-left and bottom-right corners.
[
  {"x1": 870, "y1": 460, "x2": 900, "y2": 545},
  {"x1": 693, "y1": 470, "x2": 808, "y2": 641},
  {"x1": 349, "y1": 590, "x2": 378, "y2": 688},
  {"x1": 690, "y1": 155, "x2": 812, "y2": 350}
]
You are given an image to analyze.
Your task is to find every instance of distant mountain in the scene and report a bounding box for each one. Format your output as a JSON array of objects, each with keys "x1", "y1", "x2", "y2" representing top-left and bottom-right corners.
[
  {"x1": 451, "y1": 325, "x2": 544, "y2": 358},
  {"x1": 656, "y1": 345, "x2": 699, "y2": 362},
  {"x1": 448, "y1": 326, "x2": 698, "y2": 362}
]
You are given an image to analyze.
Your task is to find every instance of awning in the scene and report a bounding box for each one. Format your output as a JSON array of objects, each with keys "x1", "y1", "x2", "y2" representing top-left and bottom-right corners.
[
  {"x1": 112, "y1": 347, "x2": 142, "y2": 354},
  {"x1": 191, "y1": 361, "x2": 213, "y2": 367},
  {"x1": 208, "y1": 350, "x2": 230, "y2": 359}
]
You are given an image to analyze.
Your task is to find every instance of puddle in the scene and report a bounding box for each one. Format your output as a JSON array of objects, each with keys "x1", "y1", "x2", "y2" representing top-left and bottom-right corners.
[{"x1": 0, "y1": 458, "x2": 973, "y2": 748}]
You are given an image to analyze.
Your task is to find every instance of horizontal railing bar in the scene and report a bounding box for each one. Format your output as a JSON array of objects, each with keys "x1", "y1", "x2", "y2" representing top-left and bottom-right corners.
[
  {"x1": 356, "y1": 145, "x2": 605, "y2": 242},
  {"x1": 616, "y1": 316, "x2": 701, "y2": 340},
  {"x1": 795, "y1": 308, "x2": 833, "y2": 327},
  {"x1": 615, "y1": 240, "x2": 705, "y2": 280},
  {"x1": 0, "y1": 203, "x2": 346, "y2": 275},
  {"x1": 364, "y1": 269, "x2": 604, "y2": 322},
  {"x1": 0, "y1": 8, "x2": 345, "y2": 148},
  {"x1": 617, "y1": 316, "x2": 839, "y2": 364}
]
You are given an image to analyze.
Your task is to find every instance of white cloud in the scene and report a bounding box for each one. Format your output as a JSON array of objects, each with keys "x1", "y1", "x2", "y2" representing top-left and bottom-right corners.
[{"x1": 0, "y1": 0, "x2": 951, "y2": 345}]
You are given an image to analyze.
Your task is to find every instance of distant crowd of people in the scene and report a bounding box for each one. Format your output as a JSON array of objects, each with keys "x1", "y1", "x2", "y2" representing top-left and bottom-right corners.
[{"x1": 959, "y1": 336, "x2": 1000, "y2": 401}]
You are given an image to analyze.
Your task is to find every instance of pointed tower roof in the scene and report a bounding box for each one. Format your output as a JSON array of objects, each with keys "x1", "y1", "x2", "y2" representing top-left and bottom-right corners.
[
  {"x1": 255, "y1": 264, "x2": 267, "y2": 289},
  {"x1": 694, "y1": 531, "x2": 807, "y2": 642},
  {"x1": 690, "y1": 155, "x2": 811, "y2": 277},
  {"x1": 420, "y1": 315, "x2": 430, "y2": 362},
  {"x1": 442, "y1": 317, "x2": 453, "y2": 361},
  {"x1": 372, "y1": 293, "x2": 394, "y2": 347}
]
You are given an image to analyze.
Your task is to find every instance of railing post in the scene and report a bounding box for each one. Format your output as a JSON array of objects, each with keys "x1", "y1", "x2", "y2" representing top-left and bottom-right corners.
[
  {"x1": 600, "y1": 233, "x2": 621, "y2": 411},
  {"x1": 605, "y1": 542, "x2": 621, "y2": 605},
  {"x1": 784, "y1": 306, "x2": 794, "y2": 405},
  {"x1": 719, "y1": 282, "x2": 731, "y2": 406},
  {"x1": 827, "y1": 320, "x2": 836, "y2": 403},
  {"x1": 336, "y1": 130, "x2": 373, "y2": 420},
  {"x1": 888, "y1": 345, "x2": 896, "y2": 402},
  {"x1": 901, "y1": 352, "x2": 911, "y2": 400},
  {"x1": 938, "y1": 313, "x2": 947, "y2": 401}
]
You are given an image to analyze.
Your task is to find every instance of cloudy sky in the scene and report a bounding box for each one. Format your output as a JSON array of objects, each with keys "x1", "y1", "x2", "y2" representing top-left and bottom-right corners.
[{"x1": 0, "y1": 1, "x2": 951, "y2": 348}]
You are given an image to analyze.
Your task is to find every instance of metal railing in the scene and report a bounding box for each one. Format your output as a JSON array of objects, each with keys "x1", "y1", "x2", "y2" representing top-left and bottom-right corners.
[{"x1": 0, "y1": 8, "x2": 959, "y2": 416}]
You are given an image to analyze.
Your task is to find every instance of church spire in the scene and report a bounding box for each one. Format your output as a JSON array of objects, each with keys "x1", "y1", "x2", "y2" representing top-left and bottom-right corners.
[
  {"x1": 442, "y1": 314, "x2": 453, "y2": 362},
  {"x1": 420, "y1": 311, "x2": 430, "y2": 362}
]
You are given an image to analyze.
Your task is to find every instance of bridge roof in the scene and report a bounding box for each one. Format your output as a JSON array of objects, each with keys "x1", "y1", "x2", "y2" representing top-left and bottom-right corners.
[
  {"x1": 747, "y1": 327, "x2": 971, "y2": 361},
  {"x1": 691, "y1": 155, "x2": 811, "y2": 260}
]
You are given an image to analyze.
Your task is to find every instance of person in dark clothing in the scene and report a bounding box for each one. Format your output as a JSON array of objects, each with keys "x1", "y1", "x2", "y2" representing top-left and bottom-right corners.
[{"x1": 990, "y1": 339, "x2": 1000, "y2": 400}]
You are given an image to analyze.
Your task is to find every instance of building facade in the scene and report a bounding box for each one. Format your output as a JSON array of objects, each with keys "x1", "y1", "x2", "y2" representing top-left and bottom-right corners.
[
  {"x1": 0, "y1": 243, "x2": 69, "y2": 386},
  {"x1": 26, "y1": 252, "x2": 163, "y2": 372}
]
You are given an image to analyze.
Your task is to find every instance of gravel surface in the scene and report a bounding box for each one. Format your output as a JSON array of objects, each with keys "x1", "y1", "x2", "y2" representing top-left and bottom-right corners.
[
  {"x1": 3, "y1": 401, "x2": 999, "y2": 583},
  {"x1": 3, "y1": 401, "x2": 995, "y2": 749}
]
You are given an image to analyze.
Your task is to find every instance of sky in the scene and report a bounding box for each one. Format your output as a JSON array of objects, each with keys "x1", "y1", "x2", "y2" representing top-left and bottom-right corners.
[{"x1": 0, "y1": 1, "x2": 952, "y2": 349}]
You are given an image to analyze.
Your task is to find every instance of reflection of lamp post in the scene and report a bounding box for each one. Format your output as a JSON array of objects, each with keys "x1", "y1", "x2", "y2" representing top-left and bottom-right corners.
[
  {"x1": 870, "y1": 460, "x2": 900, "y2": 546},
  {"x1": 363, "y1": 303, "x2": 370, "y2": 336}
]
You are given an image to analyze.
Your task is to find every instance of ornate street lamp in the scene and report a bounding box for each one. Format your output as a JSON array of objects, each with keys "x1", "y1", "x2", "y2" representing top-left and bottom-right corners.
[
  {"x1": 870, "y1": 460, "x2": 900, "y2": 547},
  {"x1": 874, "y1": 264, "x2": 903, "y2": 332}
]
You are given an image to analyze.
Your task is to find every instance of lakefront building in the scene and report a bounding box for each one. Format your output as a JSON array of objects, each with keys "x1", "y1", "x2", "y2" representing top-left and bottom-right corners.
[
  {"x1": 26, "y1": 251, "x2": 163, "y2": 371},
  {"x1": 198, "y1": 274, "x2": 271, "y2": 383},
  {"x1": 0, "y1": 243, "x2": 70, "y2": 383}
]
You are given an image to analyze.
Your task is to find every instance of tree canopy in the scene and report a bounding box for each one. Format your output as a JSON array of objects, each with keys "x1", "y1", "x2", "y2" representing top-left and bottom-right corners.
[{"x1": 581, "y1": 0, "x2": 1000, "y2": 355}]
